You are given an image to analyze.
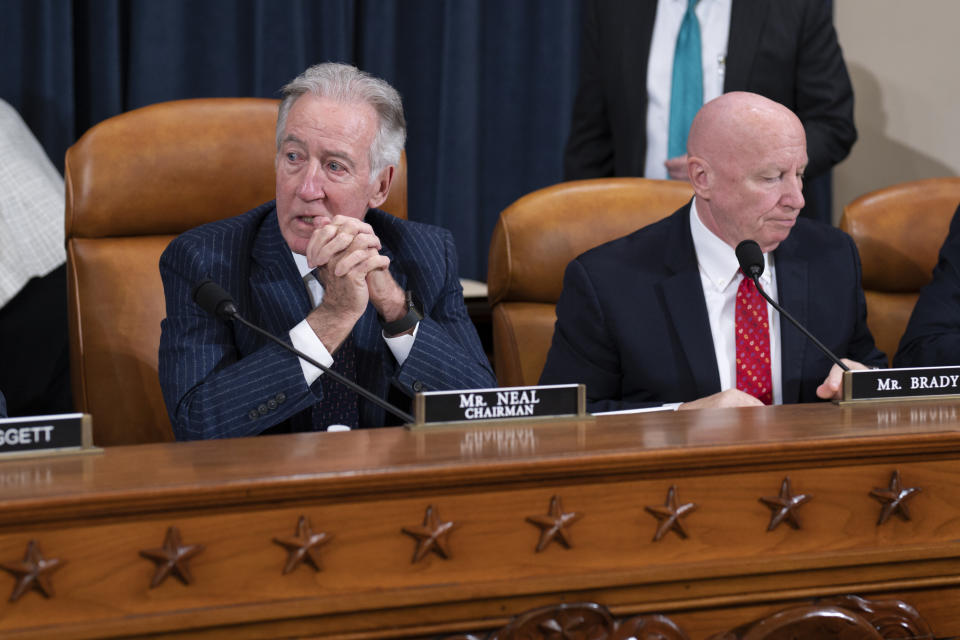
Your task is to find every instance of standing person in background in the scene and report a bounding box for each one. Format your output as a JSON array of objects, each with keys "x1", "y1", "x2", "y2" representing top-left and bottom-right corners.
[
  {"x1": 564, "y1": 0, "x2": 856, "y2": 224},
  {"x1": 0, "y1": 99, "x2": 72, "y2": 417}
]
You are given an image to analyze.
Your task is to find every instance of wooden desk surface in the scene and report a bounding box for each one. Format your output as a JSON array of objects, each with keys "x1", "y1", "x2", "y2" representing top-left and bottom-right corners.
[{"x1": 2, "y1": 402, "x2": 959, "y2": 638}]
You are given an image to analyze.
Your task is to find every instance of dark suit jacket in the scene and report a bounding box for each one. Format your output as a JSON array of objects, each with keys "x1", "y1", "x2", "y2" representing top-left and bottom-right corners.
[
  {"x1": 539, "y1": 204, "x2": 886, "y2": 411},
  {"x1": 564, "y1": 0, "x2": 856, "y2": 182},
  {"x1": 0, "y1": 389, "x2": 6, "y2": 418},
  {"x1": 159, "y1": 202, "x2": 495, "y2": 440},
  {"x1": 894, "y1": 205, "x2": 960, "y2": 367}
]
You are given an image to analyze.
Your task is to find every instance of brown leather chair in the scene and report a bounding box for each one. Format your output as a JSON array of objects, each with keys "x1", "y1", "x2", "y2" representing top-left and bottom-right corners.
[
  {"x1": 487, "y1": 178, "x2": 694, "y2": 387},
  {"x1": 840, "y1": 177, "x2": 960, "y2": 366},
  {"x1": 65, "y1": 97, "x2": 407, "y2": 446}
]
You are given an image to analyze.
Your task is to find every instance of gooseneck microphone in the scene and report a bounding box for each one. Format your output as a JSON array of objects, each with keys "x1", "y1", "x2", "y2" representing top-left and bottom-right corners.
[
  {"x1": 191, "y1": 279, "x2": 415, "y2": 424},
  {"x1": 734, "y1": 240, "x2": 850, "y2": 372}
]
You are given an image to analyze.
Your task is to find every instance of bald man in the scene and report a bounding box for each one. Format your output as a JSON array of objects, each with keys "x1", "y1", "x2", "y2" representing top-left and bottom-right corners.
[{"x1": 540, "y1": 92, "x2": 885, "y2": 412}]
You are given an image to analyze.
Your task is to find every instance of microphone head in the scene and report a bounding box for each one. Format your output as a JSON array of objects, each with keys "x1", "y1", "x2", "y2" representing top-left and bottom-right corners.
[
  {"x1": 191, "y1": 279, "x2": 239, "y2": 320},
  {"x1": 735, "y1": 240, "x2": 765, "y2": 278}
]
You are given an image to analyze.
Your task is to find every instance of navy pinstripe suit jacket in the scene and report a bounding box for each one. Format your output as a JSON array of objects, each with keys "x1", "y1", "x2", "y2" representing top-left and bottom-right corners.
[{"x1": 159, "y1": 202, "x2": 495, "y2": 440}]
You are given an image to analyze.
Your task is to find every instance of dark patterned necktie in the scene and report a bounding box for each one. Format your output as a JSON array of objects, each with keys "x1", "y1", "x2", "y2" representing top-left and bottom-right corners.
[
  {"x1": 735, "y1": 274, "x2": 772, "y2": 405},
  {"x1": 308, "y1": 269, "x2": 359, "y2": 430},
  {"x1": 313, "y1": 333, "x2": 359, "y2": 430}
]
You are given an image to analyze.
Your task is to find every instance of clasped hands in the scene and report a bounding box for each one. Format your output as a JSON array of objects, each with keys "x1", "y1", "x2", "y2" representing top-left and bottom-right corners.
[{"x1": 303, "y1": 215, "x2": 407, "y2": 352}]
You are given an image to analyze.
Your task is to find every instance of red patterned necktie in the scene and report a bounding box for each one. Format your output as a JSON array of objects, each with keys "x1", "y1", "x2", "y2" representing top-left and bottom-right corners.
[{"x1": 735, "y1": 274, "x2": 772, "y2": 405}]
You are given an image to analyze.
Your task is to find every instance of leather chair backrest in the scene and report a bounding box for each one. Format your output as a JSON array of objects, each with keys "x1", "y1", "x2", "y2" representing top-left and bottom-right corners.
[
  {"x1": 66, "y1": 97, "x2": 407, "y2": 446},
  {"x1": 487, "y1": 178, "x2": 694, "y2": 387},
  {"x1": 840, "y1": 177, "x2": 960, "y2": 365}
]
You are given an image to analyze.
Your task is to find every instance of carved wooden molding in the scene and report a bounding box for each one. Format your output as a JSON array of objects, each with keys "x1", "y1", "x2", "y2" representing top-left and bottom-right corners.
[
  {"x1": 870, "y1": 470, "x2": 921, "y2": 526},
  {"x1": 0, "y1": 539, "x2": 65, "y2": 602},
  {"x1": 446, "y1": 596, "x2": 932, "y2": 640},
  {"x1": 273, "y1": 515, "x2": 332, "y2": 574},
  {"x1": 707, "y1": 594, "x2": 933, "y2": 639},
  {"x1": 486, "y1": 602, "x2": 690, "y2": 640},
  {"x1": 402, "y1": 505, "x2": 454, "y2": 563},
  {"x1": 525, "y1": 495, "x2": 583, "y2": 552},
  {"x1": 139, "y1": 526, "x2": 205, "y2": 588},
  {"x1": 645, "y1": 485, "x2": 696, "y2": 542},
  {"x1": 759, "y1": 476, "x2": 812, "y2": 531}
]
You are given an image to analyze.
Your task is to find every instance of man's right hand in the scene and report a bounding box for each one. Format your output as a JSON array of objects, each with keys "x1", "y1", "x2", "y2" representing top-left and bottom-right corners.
[
  {"x1": 305, "y1": 216, "x2": 389, "y2": 352},
  {"x1": 678, "y1": 389, "x2": 765, "y2": 410}
]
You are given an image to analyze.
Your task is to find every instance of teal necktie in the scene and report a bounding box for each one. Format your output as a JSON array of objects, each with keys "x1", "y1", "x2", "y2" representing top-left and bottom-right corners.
[{"x1": 667, "y1": 0, "x2": 703, "y2": 160}]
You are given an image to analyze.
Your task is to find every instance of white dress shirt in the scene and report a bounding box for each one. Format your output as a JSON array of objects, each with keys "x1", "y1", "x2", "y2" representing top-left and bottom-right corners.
[
  {"x1": 288, "y1": 251, "x2": 417, "y2": 385},
  {"x1": 0, "y1": 100, "x2": 66, "y2": 308},
  {"x1": 690, "y1": 198, "x2": 783, "y2": 404},
  {"x1": 645, "y1": 0, "x2": 732, "y2": 179}
]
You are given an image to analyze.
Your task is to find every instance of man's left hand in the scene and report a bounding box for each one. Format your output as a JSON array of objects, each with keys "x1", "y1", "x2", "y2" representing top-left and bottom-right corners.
[
  {"x1": 367, "y1": 266, "x2": 407, "y2": 324},
  {"x1": 816, "y1": 358, "x2": 871, "y2": 402}
]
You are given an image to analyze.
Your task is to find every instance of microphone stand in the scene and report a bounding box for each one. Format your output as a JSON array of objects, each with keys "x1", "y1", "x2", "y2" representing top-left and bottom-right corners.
[
  {"x1": 228, "y1": 311, "x2": 416, "y2": 424},
  {"x1": 749, "y1": 275, "x2": 850, "y2": 372}
]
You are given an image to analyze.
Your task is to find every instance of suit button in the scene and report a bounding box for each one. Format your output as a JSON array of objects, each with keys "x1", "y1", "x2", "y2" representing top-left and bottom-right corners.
[
  {"x1": 267, "y1": 399, "x2": 278, "y2": 410},
  {"x1": 412, "y1": 380, "x2": 424, "y2": 392},
  {"x1": 248, "y1": 409, "x2": 259, "y2": 420},
  {"x1": 258, "y1": 404, "x2": 269, "y2": 416},
  {"x1": 276, "y1": 392, "x2": 286, "y2": 404}
]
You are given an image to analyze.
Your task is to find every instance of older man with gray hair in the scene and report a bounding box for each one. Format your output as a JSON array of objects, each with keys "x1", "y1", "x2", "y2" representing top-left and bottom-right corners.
[{"x1": 159, "y1": 63, "x2": 494, "y2": 440}]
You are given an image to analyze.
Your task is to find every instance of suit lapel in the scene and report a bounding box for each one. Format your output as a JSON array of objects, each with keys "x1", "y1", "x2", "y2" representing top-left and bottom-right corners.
[
  {"x1": 250, "y1": 209, "x2": 311, "y2": 335},
  {"x1": 773, "y1": 242, "x2": 807, "y2": 404},
  {"x1": 661, "y1": 206, "x2": 722, "y2": 398},
  {"x1": 724, "y1": 0, "x2": 769, "y2": 91}
]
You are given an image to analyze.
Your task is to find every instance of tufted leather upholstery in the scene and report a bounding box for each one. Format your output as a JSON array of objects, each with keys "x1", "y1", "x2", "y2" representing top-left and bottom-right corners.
[
  {"x1": 840, "y1": 177, "x2": 960, "y2": 366},
  {"x1": 487, "y1": 178, "x2": 694, "y2": 387},
  {"x1": 66, "y1": 98, "x2": 407, "y2": 446}
]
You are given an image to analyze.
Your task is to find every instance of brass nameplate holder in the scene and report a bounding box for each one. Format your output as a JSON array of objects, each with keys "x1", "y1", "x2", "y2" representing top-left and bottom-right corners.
[
  {"x1": 410, "y1": 384, "x2": 588, "y2": 428},
  {"x1": 839, "y1": 366, "x2": 960, "y2": 405},
  {"x1": 0, "y1": 413, "x2": 101, "y2": 460}
]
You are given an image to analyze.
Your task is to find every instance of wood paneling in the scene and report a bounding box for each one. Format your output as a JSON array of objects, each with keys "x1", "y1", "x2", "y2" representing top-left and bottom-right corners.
[{"x1": 0, "y1": 402, "x2": 959, "y2": 637}]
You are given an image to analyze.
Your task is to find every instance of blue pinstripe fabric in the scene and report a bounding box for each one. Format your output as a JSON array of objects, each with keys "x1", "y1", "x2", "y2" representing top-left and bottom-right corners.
[{"x1": 158, "y1": 203, "x2": 495, "y2": 440}]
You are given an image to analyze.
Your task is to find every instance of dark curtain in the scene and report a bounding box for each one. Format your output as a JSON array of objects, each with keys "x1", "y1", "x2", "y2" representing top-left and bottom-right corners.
[{"x1": 0, "y1": 0, "x2": 581, "y2": 281}]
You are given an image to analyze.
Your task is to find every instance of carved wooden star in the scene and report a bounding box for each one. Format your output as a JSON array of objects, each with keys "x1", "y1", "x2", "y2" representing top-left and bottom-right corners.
[
  {"x1": 139, "y1": 526, "x2": 205, "y2": 588},
  {"x1": 526, "y1": 495, "x2": 583, "y2": 552},
  {"x1": 645, "y1": 485, "x2": 697, "y2": 542},
  {"x1": 273, "y1": 515, "x2": 332, "y2": 574},
  {"x1": 870, "y1": 470, "x2": 921, "y2": 526},
  {"x1": 402, "y1": 505, "x2": 455, "y2": 563},
  {"x1": 0, "y1": 540, "x2": 65, "y2": 602},
  {"x1": 759, "y1": 476, "x2": 812, "y2": 531}
]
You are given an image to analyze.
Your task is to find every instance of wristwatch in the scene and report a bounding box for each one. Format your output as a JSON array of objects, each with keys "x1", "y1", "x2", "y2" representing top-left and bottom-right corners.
[{"x1": 380, "y1": 290, "x2": 422, "y2": 335}]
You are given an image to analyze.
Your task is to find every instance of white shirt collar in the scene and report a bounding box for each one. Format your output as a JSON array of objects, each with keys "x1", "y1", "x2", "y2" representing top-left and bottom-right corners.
[
  {"x1": 292, "y1": 252, "x2": 312, "y2": 279},
  {"x1": 689, "y1": 197, "x2": 774, "y2": 292}
]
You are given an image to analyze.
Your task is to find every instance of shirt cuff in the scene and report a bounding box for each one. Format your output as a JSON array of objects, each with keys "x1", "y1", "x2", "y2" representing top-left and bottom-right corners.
[
  {"x1": 289, "y1": 319, "x2": 334, "y2": 386},
  {"x1": 383, "y1": 322, "x2": 420, "y2": 365}
]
